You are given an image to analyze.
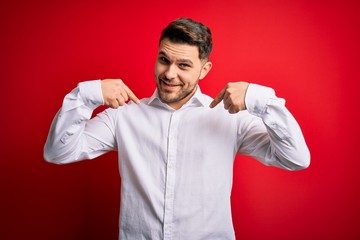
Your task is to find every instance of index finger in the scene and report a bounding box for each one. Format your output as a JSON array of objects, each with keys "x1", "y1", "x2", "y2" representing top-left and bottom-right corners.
[
  {"x1": 209, "y1": 88, "x2": 225, "y2": 108},
  {"x1": 124, "y1": 85, "x2": 141, "y2": 104}
]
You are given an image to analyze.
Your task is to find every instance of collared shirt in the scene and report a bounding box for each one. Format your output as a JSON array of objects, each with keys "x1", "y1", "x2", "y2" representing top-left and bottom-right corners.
[{"x1": 44, "y1": 80, "x2": 310, "y2": 240}]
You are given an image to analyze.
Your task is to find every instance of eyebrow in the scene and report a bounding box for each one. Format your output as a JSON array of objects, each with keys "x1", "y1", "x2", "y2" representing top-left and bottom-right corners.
[{"x1": 158, "y1": 51, "x2": 194, "y2": 65}]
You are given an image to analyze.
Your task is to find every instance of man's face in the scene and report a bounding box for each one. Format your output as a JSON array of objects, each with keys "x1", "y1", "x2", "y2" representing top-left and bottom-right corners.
[{"x1": 154, "y1": 38, "x2": 212, "y2": 109}]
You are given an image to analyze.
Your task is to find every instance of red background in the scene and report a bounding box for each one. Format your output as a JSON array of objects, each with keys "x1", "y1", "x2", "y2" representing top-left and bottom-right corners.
[{"x1": 1, "y1": 0, "x2": 360, "y2": 239}]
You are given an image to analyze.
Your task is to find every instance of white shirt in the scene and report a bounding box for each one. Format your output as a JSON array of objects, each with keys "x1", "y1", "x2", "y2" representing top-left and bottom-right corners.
[{"x1": 44, "y1": 80, "x2": 310, "y2": 240}]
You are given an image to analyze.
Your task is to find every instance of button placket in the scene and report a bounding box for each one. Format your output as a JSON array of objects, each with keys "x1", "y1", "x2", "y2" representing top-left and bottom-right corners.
[{"x1": 163, "y1": 111, "x2": 179, "y2": 240}]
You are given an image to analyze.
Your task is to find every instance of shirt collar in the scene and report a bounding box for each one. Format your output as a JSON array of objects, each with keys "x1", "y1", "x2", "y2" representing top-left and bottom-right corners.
[{"x1": 148, "y1": 85, "x2": 207, "y2": 109}]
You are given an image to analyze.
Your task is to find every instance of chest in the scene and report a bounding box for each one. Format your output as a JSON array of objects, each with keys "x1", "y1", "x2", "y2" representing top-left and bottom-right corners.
[{"x1": 117, "y1": 107, "x2": 237, "y2": 153}]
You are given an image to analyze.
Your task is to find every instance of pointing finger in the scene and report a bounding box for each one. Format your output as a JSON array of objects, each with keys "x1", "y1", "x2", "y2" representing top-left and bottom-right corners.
[
  {"x1": 124, "y1": 85, "x2": 141, "y2": 104},
  {"x1": 209, "y1": 88, "x2": 225, "y2": 108}
]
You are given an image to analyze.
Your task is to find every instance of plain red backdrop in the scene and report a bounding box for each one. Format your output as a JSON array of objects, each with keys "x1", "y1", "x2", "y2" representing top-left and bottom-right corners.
[{"x1": 1, "y1": 0, "x2": 359, "y2": 239}]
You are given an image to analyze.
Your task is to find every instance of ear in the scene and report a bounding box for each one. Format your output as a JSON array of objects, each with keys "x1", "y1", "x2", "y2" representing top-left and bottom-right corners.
[{"x1": 199, "y1": 61, "x2": 212, "y2": 80}]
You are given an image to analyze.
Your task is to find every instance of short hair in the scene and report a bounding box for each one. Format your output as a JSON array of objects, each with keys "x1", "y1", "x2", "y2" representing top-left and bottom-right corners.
[{"x1": 159, "y1": 18, "x2": 213, "y2": 60}]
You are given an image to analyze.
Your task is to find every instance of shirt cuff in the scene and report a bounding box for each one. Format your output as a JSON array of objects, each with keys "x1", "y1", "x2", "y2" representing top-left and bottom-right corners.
[
  {"x1": 78, "y1": 80, "x2": 104, "y2": 108},
  {"x1": 245, "y1": 83, "x2": 276, "y2": 118}
]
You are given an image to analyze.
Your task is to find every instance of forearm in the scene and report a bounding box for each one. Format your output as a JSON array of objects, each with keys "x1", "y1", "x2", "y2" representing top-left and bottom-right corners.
[
  {"x1": 44, "y1": 80, "x2": 113, "y2": 164},
  {"x1": 240, "y1": 84, "x2": 310, "y2": 170}
]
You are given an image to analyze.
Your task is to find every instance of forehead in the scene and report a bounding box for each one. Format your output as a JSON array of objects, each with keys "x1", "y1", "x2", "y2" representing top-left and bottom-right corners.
[{"x1": 158, "y1": 38, "x2": 200, "y2": 61}]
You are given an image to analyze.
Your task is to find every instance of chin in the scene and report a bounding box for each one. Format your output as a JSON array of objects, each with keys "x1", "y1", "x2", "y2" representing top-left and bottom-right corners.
[{"x1": 159, "y1": 93, "x2": 177, "y2": 104}]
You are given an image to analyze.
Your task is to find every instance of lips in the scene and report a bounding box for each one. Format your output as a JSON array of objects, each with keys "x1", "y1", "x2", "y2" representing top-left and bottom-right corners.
[{"x1": 160, "y1": 79, "x2": 182, "y2": 88}]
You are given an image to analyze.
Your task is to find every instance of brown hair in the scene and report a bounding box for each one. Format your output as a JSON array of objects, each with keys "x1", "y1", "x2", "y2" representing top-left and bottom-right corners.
[{"x1": 159, "y1": 18, "x2": 213, "y2": 60}]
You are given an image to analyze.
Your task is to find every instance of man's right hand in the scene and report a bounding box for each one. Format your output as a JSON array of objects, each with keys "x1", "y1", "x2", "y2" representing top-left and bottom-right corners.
[{"x1": 101, "y1": 79, "x2": 140, "y2": 108}]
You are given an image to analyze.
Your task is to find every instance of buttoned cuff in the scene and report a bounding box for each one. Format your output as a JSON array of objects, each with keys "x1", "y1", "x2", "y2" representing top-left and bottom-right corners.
[
  {"x1": 245, "y1": 83, "x2": 276, "y2": 118},
  {"x1": 78, "y1": 80, "x2": 104, "y2": 108}
]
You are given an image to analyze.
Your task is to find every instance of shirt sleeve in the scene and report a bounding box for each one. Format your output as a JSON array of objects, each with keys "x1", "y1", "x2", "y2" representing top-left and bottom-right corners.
[
  {"x1": 44, "y1": 80, "x2": 117, "y2": 164},
  {"x1": 237, "y1": 84, "x2": 310, "y2": 170}
]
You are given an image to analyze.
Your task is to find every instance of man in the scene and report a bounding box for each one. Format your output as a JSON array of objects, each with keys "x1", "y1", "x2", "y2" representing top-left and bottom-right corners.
[{"x1": 44, "y1": 18, "x2": 310, "y2": 240}]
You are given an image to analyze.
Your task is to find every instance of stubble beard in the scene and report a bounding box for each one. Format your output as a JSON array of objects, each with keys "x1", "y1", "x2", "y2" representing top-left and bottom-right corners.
[{"x1": 157, "y1": 79, "x2": 198, "y2": 105}]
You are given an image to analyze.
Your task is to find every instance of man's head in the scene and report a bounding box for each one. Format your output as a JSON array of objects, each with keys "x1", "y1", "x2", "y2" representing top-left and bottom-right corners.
[
  {"x1": 159, "y1": 18, "x2": 213, "y2": 61},
  {"x1": 155, "y1": 18, "x2": 213, "y2": 109}
]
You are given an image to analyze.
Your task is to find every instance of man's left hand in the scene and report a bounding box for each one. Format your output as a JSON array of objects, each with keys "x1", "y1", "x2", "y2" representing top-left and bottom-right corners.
[{"x1": 209, "y1": 82, "x2": 250, "y2": 114}]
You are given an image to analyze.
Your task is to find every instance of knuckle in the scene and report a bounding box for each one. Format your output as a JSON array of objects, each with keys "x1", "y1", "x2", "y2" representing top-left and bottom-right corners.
[
  {"x1": 225, "y1": 87, "x2": 233, "y2": 95},
  {"x1": 113, "y1": 79, "x2": 123, "y2": 87}
]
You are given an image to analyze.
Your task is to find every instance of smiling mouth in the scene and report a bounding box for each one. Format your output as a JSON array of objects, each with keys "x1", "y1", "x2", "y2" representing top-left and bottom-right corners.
[{"x1": 160, "y1": 79, "x2": 182, "y2": 88}]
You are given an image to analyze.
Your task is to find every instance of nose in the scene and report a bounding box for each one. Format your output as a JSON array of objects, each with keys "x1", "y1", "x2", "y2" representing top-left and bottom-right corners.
[{"x1": 164, "y1": 64, "x2": 177, "y2": 80}]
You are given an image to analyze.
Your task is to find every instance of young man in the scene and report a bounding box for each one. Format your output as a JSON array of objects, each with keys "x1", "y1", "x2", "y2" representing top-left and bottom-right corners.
[{"x1": 44, "y1": 18, "x2": 310, "y2": 240}]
